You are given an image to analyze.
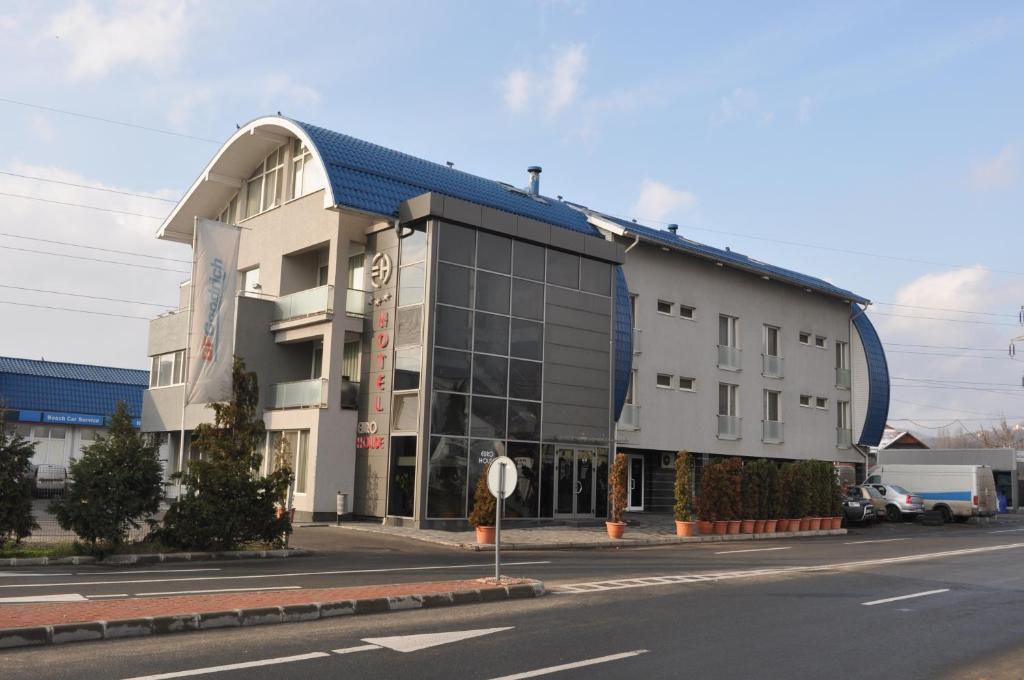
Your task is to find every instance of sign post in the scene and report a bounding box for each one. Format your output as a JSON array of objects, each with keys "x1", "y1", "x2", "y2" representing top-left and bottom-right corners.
[{"x1": 486, "y1": 456, "x2": 517, "y2": 581}]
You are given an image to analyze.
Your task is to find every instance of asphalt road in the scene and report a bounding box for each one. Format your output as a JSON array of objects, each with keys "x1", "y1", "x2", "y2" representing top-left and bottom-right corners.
[{"x1": 4, "y1": 518, "x2": 1024, "y2": 679}]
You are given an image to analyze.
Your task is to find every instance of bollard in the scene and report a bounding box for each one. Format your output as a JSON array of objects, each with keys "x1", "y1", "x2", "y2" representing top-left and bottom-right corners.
[{"x1": 336, "y1": 491, "x2": 348, "y2": 525}]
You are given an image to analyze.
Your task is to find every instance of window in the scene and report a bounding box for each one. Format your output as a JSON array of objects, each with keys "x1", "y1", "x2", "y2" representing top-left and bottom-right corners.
[
  {"x1": 718, "y1": 315, "x2": 738, "y2": 348},
  {"x1": 763, "y1": 325, "x2": 780, "y2": 357},
  {"x1": 837, "y1": 400, "x2": 850, "y2": 430},
  {"x1": 679, "y1": 305, "x2": 695, "y2": 320},
  {"x1": 580, "y1": 258, "x2": 611, "y2": 295},
  {"x1": 625, "y1": 369, "x2": 637, "y2": 404},
  {"x1": 241, "y1": 267, "x2": 261, "y2": 296},
  {"x1": 799, "y1": 394, "x2": 812, "y2": 407},
  {"x1": 656, "y1": 373, "x2": 673, "y2": 388},
  {"x1": 478, "y1": 231, "x2": 511, "y2": 274},
  {"x1": 291, "y1": 139, "x2": 325, "y2": 200},
  {"x1": 244, "y1": 145, "x2": 285, "y2": 219},
  {"x1": 799, "y1": 332, "x2": 811, "y2": 345},
  {"x1": 678, "y1": 377, "x2": 695, "y2": 391},
  {"x1": 546, "y1": 250, "x2": 579, "y2": 289},
  {"x1": 815, "y1": 335, "x2": 827, "y2": 349},
  {"x1": 764, "y1": 390, "x2": 781, "y2": 422},
  {"x1": 629, "y1": 294, "x2": 638, "y2": 327},
  {"x1": 836, "y1": 341, "x2": 849, "y2": 369},
  {"x1": 392, "y1": 393, "x2": 419, "y2": 432},
  {"x1": 718, "y1": 383, "x2": 739, "y2": 417},
  {"x1": 342, "y1": 340, "x2": 361, "y2": 380},
  {"x1": 512, "y1": 240, "x2": 545, "y2": 281},
  {"x1": 268, "y1": 430, "x2": 309, "y2": 494},
  {"x1": 150, "y1": 350, "x2": 185, "y2": 388},
  {"x1": 815, "y1": 397, "x2": 828, "y2": 410},
  {"x1": 657, "y1": 300, "x2": 673, "y2": 315},
  {"x1": 347, "y1": 246, "x2": 365, "y2": 290}
]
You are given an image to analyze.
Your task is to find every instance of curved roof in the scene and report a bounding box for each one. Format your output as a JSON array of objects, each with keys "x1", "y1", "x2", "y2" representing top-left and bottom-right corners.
[{"x1": 851, "y1": 304, "x2": 890, "y2": 447}]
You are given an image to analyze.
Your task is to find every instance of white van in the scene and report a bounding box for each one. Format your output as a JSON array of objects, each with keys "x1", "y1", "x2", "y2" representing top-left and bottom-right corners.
[{"x1": 865, "y1": 464, "x2": 998, "y2": 522}]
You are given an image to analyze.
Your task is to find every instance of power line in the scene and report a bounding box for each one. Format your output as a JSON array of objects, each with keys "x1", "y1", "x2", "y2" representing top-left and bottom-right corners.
[
  {"x1": 0, "y1": 232, "x2": 191, "y2": 263},
  {"x1": 0, "y1": 190, "x2": 167, "y2": 220},
  {"x1": 885, "y1": 349, "x2": 1020, "y2": 361},
  {"x1": 890, "y1": 398, "x2": 1020, "y2": 419},
  {"x1": 0, "y1": 284, "x2": 175, "y2": 309},
  {"x1": 870, "y1": 311, "x2": 1021, "y2": 327},
  {"x1": 0, "y1": 299, "x2": 151, "y2": 320},
  {"x1": 884, "y1": 342, "x2": 1007, "y2": 353},
  {"x1": 874, "y1": 301, "x2": 1016, "y2": 318},
  {"x1": 0, "y1": 245, "x2": 190, "y2": 273},
  {"x1": 0, "y1": 97, "x2": 220, "y2": 144},
  {"x1": 0, "y1": 170, "x2": 179, "y2": 203},
  {"x1": 892, "y1": 376, "x2": 1022, "y2": 387},
  {"x1": 891, "y1": 383, "x2": 1024, "y2": 397}
]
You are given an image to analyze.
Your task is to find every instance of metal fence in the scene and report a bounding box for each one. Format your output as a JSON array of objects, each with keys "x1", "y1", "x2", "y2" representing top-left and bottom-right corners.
[{"x1": 13, "y1": 497, "x2": 157, "y2": 545}]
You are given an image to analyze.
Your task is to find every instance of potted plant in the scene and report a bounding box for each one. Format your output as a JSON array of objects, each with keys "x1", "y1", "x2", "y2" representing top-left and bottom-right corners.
[
  {"x1": 468, "y1": 466, "x2": 496, "y2": 544},
  {"x1": 763, "y1": 462, "x2": 781, "y2": 533},
  {"x1": 673, "y1": 451, "x2": 696, "y2": 536},
  {"x1": 795, "y1": 461, "x2": 813, "y2": 531},
  {"x1": 606, "y1": 453, "x2": 628, "y2": 539},
  {"x1": 699, "y1": 460, "x2": 727, "y2": 534},
  {"x1": 723, "y1": 458, "x2": 743, "y2": 535},
  {"x1": 741, "y1": 459, "x2": 759, "y2": 534},
  {"x1": 828, "y1": 465, "x2": 844, "y2": 529}
]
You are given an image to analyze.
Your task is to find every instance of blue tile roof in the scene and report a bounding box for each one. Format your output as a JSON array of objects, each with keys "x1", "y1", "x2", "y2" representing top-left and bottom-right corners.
[
  {"x1": 576, "y1": 208, "x2": 869, "y2": 304},
  {"x1": 851, "y1": 305, "x2": 890, "y2": 447},
  {"x1": 0, "y1": 357, "x2": 147, "y2": 419}
]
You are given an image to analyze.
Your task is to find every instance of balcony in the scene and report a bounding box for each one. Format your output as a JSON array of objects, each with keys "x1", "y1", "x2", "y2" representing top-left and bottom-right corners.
[
  {"x1": 717, "y1": 345, "x2": 742, "y2": 371},
  {"x1": 618, "y1": 403, "x2": 640, "y2": 430},
  {"x1": 837, "y1": 428, "x2": 853, "y2": 449},
  {"x1": 717, "y1": 414, "x2": 742, "y2": 440},
  {"x1": 632, "y1": 328, "x2": 642, "y2": 355},
  {"x1": 762, "y1": 354, "x2": 784, "y2": 379},
  {"x1": 346, "y1": 288, "x2": 369, "y2": 318},
  {"x1": 762, "y1": 420, "x2": 784, "y2": 443},
  {"x1": 836, "y1": 367, "x2": 851, "y2": 390},
  {"x1": 267, "y1": 378, "x2": 328, "y2": 410}
]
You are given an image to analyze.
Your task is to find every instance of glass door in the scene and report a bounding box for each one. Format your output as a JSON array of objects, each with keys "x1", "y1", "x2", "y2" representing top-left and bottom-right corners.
[
  {"x1": 627, "y1": 455, "x2": 644, "y2": 511},
  {"x1": 554, "y1": 447, "x2": 596, "y2": 518}
]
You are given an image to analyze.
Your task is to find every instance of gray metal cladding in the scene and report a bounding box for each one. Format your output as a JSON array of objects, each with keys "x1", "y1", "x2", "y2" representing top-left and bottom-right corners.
[{"x1": 851, "y1": 304, "x2": 890, "y2": 447}]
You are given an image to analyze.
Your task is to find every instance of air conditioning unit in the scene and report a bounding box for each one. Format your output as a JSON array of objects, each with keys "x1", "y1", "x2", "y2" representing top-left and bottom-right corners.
[{"x1": 660, "y1": 452, "x2": 676, "y2": 470}]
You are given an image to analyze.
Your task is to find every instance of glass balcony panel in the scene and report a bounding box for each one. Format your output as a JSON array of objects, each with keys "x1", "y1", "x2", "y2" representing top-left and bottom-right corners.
[
  {"x1": 632, "y1": 328, "x2": 642, "y2": 355},
  {"x1": 763, "y1": 420, "x2": 784, "y2": 443},
  {"x1": 836, "y1": 367, "x2": 851, "y2": 389},
  {"x1": 837, "y1": 428, "x2": 853, "y2": 449},
  {"x1": 272, "y1": 285, "x2": 334, "y2": 321},
  {"x1": 717, "y1": 345, "x2": 742, "y2": 371},
  {"x1": 346, "y1": 288, "x2": 368, "y2": 318},
  {"x1": 762, "y1": 354, "x2": 784, "y2": 378},
  {"x1": 268, "y1": 378, "x2": 328, "y2": 409},
  {"x1": 618, "y1": 403, "x2": 640, "y2": 430},
  {"x1": 717, "y1": 414, "x2": 742, "y2": 439}
]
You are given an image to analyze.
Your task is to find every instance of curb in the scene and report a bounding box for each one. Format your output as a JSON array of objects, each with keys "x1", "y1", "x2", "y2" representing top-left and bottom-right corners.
[
  {"x1": 463, "y1": 529, "x2": 847, "y2": 551},
  {"x1": 0, "y1": 548, "x2": 309, "y2": 568},
  {"x1": 0, "y1": 581, "x2": 545, "y2": 650}
]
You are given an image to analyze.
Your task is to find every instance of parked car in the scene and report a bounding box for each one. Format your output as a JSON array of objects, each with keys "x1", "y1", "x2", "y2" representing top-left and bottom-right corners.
[
  {"x1": 865, "y1": 464, "x2": 998, "y2": 523},
  {"x1": 842, "y1": 488, "x2": 876, "y2": 525},
  {"x1": 864, "y1": 483, "x2": 924, "y2": 522},
  {"x1": 31, "y1": 464, "x2": 67, "y2": 497},
  {"x1": 849, "y1": 485, "x2": 886, "y2": 518}
]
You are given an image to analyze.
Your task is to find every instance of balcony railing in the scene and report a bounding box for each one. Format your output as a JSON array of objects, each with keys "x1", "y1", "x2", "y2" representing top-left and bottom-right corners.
[
  {"x1": 836, "y1": 367, "x2": 851, "y2": 390},
  {"x1": 346, "y1": 288, "x2": 369, "y2": 318},
  {"x1": 267, "y1": 378, "x2": 328, "y2": 409},
  {"x1": 717, "y1": 345, "x2": 742, "y2": 371},
  {"x1": 837, "y1": 428, "x2": 853, "y2": 449},
  {"x1": 632, "y1": 328, "x2": 642, "y2": 355},
  {"x1": 618, "y1": 403, "x2": 640, "y2": 430},
  {"x1": 762, "y1": 354, "x2": 784, "y2": 378},
  {"x1": 272, "y1": 285, "x2": 334, "y2": 322},
  {"x1": 762, "y1": 419, "x2": 784, "y2": 443},
  {"x1": 717, "y1": 414, "x2": 742, "y2": 439}
]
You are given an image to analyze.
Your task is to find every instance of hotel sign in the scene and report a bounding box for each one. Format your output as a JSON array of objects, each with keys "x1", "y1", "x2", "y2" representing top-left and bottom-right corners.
[{"x1": 356, "y1": 232, "x2": 398, "y2": 455}]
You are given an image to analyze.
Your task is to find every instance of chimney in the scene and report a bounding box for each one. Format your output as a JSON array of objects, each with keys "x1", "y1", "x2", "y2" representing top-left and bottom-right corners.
[
  {"x1": 527, "y1": 166, "x2": 542, "y2": 195},
  {"x1": 667, "y1": 224, "x2": 678, "y2": 235}
]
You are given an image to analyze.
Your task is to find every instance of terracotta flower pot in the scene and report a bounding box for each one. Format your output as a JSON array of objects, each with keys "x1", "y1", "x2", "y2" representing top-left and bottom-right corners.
[
  {"x1": 727, "y1": 520, "x2": 741, "y2": 535},
  {"x1": 713, "y1": 520, "x2": 729, "y2": 535},
  {"x1": 809, "y1": 517, "x2": 822, "y2": 531},
  {"x1": 697, "y1": 520, "x2": 714, "y2": 535},
  {"x1": 799, "y1": 517, "x2": 812, "y2": 531},
  {"x1": 764, "y1": 519, "x2": 778, "y2": 533},
  {"x1": 741, "y1": 519, "x2": 756, "y2": 534},
  {"x1": 475, "y1": 526, "x2": 495, "y2": 544},
  {"x1": 675, "y1": 521, "x2": 696, "y2": 537},
  {"x1": 754, "y1": 519, "x2": 766, "y2": 534},
  {"x1": 832, "y1": 516, "x2": 843, "y2": 530},
  {"x1": 776, "y1": 519, "x2": 789, "y2": 532},
  {"x1": 606, "y1": 521, "x2": 626, "y2": 539}
]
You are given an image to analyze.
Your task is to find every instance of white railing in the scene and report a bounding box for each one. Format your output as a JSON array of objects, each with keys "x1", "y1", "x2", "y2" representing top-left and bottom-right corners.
[
  {"x1": 272, "y1": 285, "x2": 334, "y2": 322},
  {"x1": 762, "y1": 354, "x2": 784, "y2": 378},
  {"x1": 717, "y1": 345, "x2": 742, "y2": 371},
  {"x1": 837, "y1": 428, "x2": 853, "y2": 449},
  {"x1": 346, "y1": 288, "x2": 368, "y2": 318},
  {"x1": 836, "y1": 367, "x2": 851, "y2": 389},
  {"x1": 268, "y1": 378, "x2": 328, "y2": 409},
  {"x1": 763, "y1": 420, "x2": 784, "y2": 443},
  {"x1": 632, "y1": 328, "x2": 642, "y2": 354},
  {"x1": 618, "y1": 403, "x2": 640, "y2": 430},
  {"x1": 717, "y1": 414, "x2": 742, "y2": 439}
]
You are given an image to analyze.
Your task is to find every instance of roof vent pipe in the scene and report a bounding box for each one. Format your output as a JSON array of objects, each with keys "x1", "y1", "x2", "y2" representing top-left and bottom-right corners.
[
  {"x1": 667, "y1": 224, "x2": 678, "y2": 234},
  {"x1": 527, "y1": 166, "x2": 542, "y2": 195}
]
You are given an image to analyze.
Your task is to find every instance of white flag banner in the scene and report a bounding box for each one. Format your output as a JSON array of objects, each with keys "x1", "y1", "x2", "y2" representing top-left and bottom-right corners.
[{"x1": 186, "y1": 218, "x2": 240, "y2": 405}]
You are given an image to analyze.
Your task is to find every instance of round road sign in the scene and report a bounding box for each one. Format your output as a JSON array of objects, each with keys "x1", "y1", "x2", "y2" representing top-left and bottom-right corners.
[{"x1": 486, "y1": 456, "x2": 518, "y2": 500}]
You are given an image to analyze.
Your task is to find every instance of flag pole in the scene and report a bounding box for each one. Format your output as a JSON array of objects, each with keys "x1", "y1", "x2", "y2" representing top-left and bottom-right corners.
[{"x1": 177, "y1": 216, "x2": 199, "y2": 496}]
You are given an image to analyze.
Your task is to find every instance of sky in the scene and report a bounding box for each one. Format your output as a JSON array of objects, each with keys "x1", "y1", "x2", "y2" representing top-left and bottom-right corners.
[{"x1": 0, "y1": 1, "x2": 1021, "y2": 434}]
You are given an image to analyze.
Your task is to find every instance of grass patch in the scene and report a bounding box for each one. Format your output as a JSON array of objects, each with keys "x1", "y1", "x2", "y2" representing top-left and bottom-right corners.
[{"x1": 0, "y1": 542, "x2": 80, "y2": 559}]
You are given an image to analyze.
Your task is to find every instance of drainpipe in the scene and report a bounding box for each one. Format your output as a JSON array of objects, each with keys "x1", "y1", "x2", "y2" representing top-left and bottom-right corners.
[{"x1": 624, "y1": 232, "x2": 640, "y2": 253}]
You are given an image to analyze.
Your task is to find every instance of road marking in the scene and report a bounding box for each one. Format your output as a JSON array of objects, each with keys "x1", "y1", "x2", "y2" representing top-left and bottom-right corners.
[
  {"x1": 844, "y1": 538, "x2": 910, "y2": 545},
  {"x1": 715, "y1": 547, "x2": 791, "y2": 555},
  {"x1": 88, "y1": 594, "x2": 128, "y2": 599},
  {"x1": 488, "y1": 650, "x2": 649, "y2": 679},
  {"x1": 122, "y1": 652, "x2": 330, "y2": 680},
  {"x1": 134, "y1": 586, "x2": 302, "y2": 597},
  {"x1": 331, "y1": 644, "x2": 381, "y2": 655},
  {"x1": 0, "y1": 572, "x2": 72, "y2": 577},
  {"x1": 0, "y1": 593, "x2": 87, "y2": 603},
  {"x1": 988, "y1": 528, "x2": 1024, "y2": 534},
  {"x1": 84, "y1": 568, "x2": 222, "y2": 575},
  {"x1": 363, "y1": 626, "x2": 512, "y2": 653},
  {"x1": 0, "y1": 560, "x2": 551, "y2": 589},
  {"x1": 552, "y1": 542, "x2": 1024, "y2": 594},
  {"x1": 862, "y1": 589, "x2": 950, "y2": 606}
]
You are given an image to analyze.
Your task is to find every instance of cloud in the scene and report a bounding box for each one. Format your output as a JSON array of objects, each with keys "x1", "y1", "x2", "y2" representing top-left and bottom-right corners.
[
  {"x1": 797, "y1": 95, "x2": 816, "y2": 124},
  {"x1": 0, "y1": 15, "x2": 18, "y2": 30},
  {"x1": 28, "y1": 114, "x2": 57, "y2": 143},
  {"x1": 47, "y1": 0, "x2": 193, "y2": 79},
  {"x1": 260, "y1": 73, "x2": 322, "y2": 110},
  {"x1": 501, "y1": 43, "x2": 587, "y2": 116},
  {"x1": 970, "y1": 143, "x2": 1019, "y2": 191},
  {"x1": 166, "y1": 86, "x2": 214, "y2": 131},
  {"x1": 630, "y1": 179, "x2": 697, "y2": 223}
]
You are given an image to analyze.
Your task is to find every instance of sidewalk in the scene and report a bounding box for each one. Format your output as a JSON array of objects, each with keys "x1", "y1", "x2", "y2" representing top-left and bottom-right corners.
[{"x1": 0, "y1": 578, "x2": 544, "y2": 649}]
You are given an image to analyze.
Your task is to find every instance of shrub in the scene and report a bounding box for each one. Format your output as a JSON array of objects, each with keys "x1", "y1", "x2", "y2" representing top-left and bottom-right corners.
[
  {"x1": 721, "y1": 457, "x2": 744, "y2": 521},
  {"x1": 609, "y1": 453, "x2": 628, "y2": 523},
  {"x1": 468, "y1": 465, "x2": 496, "y2": 527},
  {"x1": 673, "y1": 451, "x2": 693, "y2": 522},
  {"x1": 697, "y1": 459, "x2": 720, "y2": 521},
  {"x1": 742, "y1": 459, "x2": 765, "y2": 520},
  {"x1": 763, "y1": 462, "x2": 782, "y2": 518},
  {"x1": 0, "y1": 412, "x2": 37, "y2": 544},
  {"x1": 50, "y1": 402, "x2": 164, "y2": 549},
  {"x1": 781, "y1": 463, "x2": 808, "y2": 519}
]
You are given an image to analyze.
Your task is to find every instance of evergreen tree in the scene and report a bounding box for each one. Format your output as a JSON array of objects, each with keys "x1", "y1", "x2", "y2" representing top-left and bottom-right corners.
[
  {"x1": 156, "y1": 359, "x2": 292, "y2": 551},
  {"x1": 50, "y1": 402, "x2": 164, "y2": 548},
  {"x1": 0, "y1": 412, "x2": 37, "y2": 544}
]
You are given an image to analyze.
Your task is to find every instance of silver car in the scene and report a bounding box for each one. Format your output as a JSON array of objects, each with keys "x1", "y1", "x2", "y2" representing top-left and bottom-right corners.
[
  {"x1": 32, "y1": 465, "x2": 67, "y2": 497},
  {"x1": 869, "y1": 483, "x2": 924, "y2": 522}
]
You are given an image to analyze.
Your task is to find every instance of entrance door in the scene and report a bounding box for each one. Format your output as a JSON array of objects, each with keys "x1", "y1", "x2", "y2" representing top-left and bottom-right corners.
[
  {"x1": 626, "y1": 455, "x2": 644, "y2": 511},
  {"x1": 555, "y1": 448, "x2": 596, "y2": 518}
]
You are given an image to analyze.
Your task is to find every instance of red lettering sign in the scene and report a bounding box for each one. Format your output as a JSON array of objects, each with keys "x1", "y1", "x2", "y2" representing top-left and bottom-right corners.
[
  {"x1": 375, "y1": 374, "x2": 386, "y2": 390},
  {"x1": 355, "y1": 435, "x2": 385, "y2": 449},
  {"x1": 375, "y1": 332, "x2": 389, "y2": 349},
  {"x1": 376, "y1": 311, "x2": 389, "y2": 330},
  {"x1": 373, "y1": 395, "x2": 384, "y2": 412},
  {"x1": 376, "y1": 353, "x2": 387, "y2": 370}
]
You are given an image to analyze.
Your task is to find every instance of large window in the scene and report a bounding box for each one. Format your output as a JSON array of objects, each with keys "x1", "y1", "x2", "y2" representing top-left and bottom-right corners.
[
  {"x1": 290, "y1": 138, "x2": 325, "y2": 199},
  {"x1": 244, "y1": 145, "x2": 285, "y2": 218},
  {"x1": 268, "y1": 429, "x2": 309, "y2": 495},
  {"x1": 150, "y1": 350, "x2": 185, "y2": 388}
]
